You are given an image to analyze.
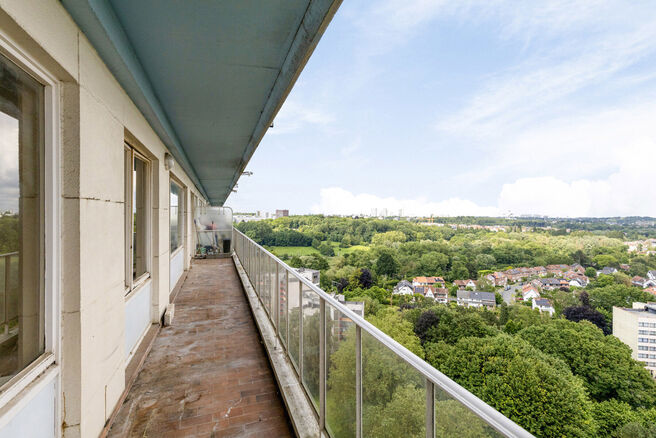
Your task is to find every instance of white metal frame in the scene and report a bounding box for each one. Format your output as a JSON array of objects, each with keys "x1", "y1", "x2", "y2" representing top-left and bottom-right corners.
[
  {"x1": 168, "y1": 177, "x2": 185, "y2": 258},
  {"x1": 124, "y1": 144, "x2": 152, "y2": 295},
  {"x1": 0, "y1": 30, "x2": 61, "y2": 436}
]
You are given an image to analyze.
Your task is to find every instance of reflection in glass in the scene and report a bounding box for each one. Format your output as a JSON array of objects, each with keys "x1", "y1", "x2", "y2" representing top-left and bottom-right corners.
[
  {"x1": 132, "y1": 156, "x2": 147, "y2": 280},
  {"x1": 326, "y1": 305, "x2": 356, "y2": 437},
  {"x1": 169, "y1": 181, "x2": 183, "y2": 253},
  {"x1": 362, "y1": 331, "x2": 426, "y2": 438},
  {"x1": 302, "y1": 283, "x2": 320, "y2": 409},
  {"x1": 278, "y1": 268, "x2": 288, "y2": 347},
  {"x1": 0, "y1": 53, "x2": 44, "y2": 385},
  {"x1": 435, "y1": 387, "x2": 503, "y2": 437},
  {"x1": 288, "y1": 274, "x2": 300, "y2": 370}
]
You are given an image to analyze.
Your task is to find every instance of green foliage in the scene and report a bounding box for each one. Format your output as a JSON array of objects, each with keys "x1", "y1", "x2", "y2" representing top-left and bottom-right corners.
[
  {"x1": 374, "y1": 250, "x2": 399, "y2": 277},
  {"x1": 318, "y1": 241, "x2": 335, "y2": 256},
  {"x1": 518, "y1": 320, "x2": 656, "y2": 408},
  {"x1": 0, "y1": 215, "x2": 18, "y2": 253},
  {"x1": 426, "y1": 335, "x2": 597, "y2": 437},
  {"x1": 368, "y1": 307, "x2": 424, "y2": 358},
  {"x1": 585, "y1": 266, "x2": 598, "y2": 278},
  {"x1": 587, "y1": 284, "x2": 655, "y2": 316},
  {"x1": 414, "y1": 307, "x2": 499, "y2": 345}
]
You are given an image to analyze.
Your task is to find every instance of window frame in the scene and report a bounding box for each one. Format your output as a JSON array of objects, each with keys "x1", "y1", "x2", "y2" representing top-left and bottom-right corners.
[
  {"x1": 169, "y1": 177, "x2": 185, "y2": 257},
  {"x1": 124, "y1": 144, "x2": 152, "y2": 295},
  {"x1": 0, "y1": 31, "x2": 60, "y2": 419}
]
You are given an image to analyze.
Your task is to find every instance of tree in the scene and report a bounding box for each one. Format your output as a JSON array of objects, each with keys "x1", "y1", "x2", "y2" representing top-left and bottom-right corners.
[
  {"x1": 374, "y1": 251, "x2": 399, "y2": 277},
  {"x1": 359, "y1": 268, "x2": 374, "y2": 288},
  {"x1": 318, "y1": 242, "x2": 335, "y2": 256},
  {"x1": 426, "y1": 335, "x2": 596, "y2": 437},
  {"x1": 518, "y1": 320, "x2": 656, "y2": 408},
  {"x1": 585, "y1": 267, "x2": 598, "y2": 278},
  {"x1": 563, "y1": 305, "x2": 609, "y2": 334},
  {"x1": 587, "y1": 284, "x2": 655, "y2": 317},
  {"x1": 413, "y1": 308, "x2": 498, "y2": 345}
]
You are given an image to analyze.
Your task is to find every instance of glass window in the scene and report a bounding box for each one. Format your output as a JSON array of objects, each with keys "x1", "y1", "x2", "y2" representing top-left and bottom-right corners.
[
  {"x1": 124, "y1": 146, "x2": 149, "y2": 290},
  {"x1": 170, "y1": 180, "x2": 184, "y2": 253},
  {"x1": 0, "y1": 53, "x2": 44, "y2": 385}
]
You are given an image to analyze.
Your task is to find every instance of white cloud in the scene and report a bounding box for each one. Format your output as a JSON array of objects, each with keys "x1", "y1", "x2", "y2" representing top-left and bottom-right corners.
[
  {"x1": 270, "y1": 99, "x2": 334, "y2": 135},
  {"x1": 311, "y1": 187, "x2": 499, "y2": 217}
]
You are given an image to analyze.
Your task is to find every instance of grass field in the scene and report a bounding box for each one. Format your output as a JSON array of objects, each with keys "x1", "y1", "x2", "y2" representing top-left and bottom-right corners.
[{"x1": 267, "y1": 243, "x2": 370, "y2": 258}]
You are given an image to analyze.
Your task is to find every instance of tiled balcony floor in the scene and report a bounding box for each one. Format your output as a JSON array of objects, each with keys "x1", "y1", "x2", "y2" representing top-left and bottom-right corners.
[{"x1": 108, "y1": 258, "x2": 293, "y2": 438}]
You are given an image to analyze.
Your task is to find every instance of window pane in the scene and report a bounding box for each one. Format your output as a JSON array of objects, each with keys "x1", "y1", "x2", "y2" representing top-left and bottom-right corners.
[
  {"x1": 0, "y1": 53, "x2": 44, "y2": 385},
  {"x1": 302, "y1": 283, "x2": 320, "y2": 410},
  {"x1": 326, "y1": 305, "x2": 356, "y2": 437},
  {"x1": 170, "y1": 181, "x2": 180, "y2": 252},
  {"x1": 362, "y1": 331, "x2": 426, "y2": 438},
  {"x1": 133, "y1": 156, "x2": 147, "y2": 279}
]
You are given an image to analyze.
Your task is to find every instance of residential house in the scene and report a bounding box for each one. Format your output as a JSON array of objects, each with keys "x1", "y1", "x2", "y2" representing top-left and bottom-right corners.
[
  {"x1": 485, "y1": 272, "x2": 508, "y2": 287},
  {"x1": 546, "y1": 264, "x2": 569, "y2": 275},
  {"x1": 645, "y1": 287, "x2": 656, "y2": 297},
  {"x1": 540, "y1": 278, "x2": 569, "y2": 291},
  {"x1": 533, "y1": 298, "x2": 555, "y2": 316},
  {"x1": 522, "y1": 284, "x2": 540, "y2": 301},
  {"x1": 533, "y1": 266, "x2": 548, "y2": 277},
  {"x1": 648, "y1": 271, "x2": 656, "y2": 281},
  {"x1": 412, "y1": 276, "x2": 446, "y2": 288},
  {"x1": 571, "y1": 264, "x2": 586, "y2": 274},
  {"x1": 569, "y1": 277, "x2": 587, "y2": 288},
  {"x1": 393, "y1": 280, "x2": 414, "y2": 295},
  {"x1": 433, "y1": 288, "x2": 449, "y2": 304},
  {"x1": 456, "y1": 291, "x2": 496, "y2": 309},
  {"x1": 633, "y1": 276, "x2": 647, "y2": 288},
  {"x1": 620, "y1": 264, "x2": 631, "y2": 271},
  {"x1": 598, "y1": 267, "x2": 618, "y2": 276},
  {"x1": 453, "y1": 279, "x2": 477, "y2": 290}
]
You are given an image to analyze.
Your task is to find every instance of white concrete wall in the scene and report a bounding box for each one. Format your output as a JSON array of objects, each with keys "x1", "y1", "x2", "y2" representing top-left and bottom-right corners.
[
  {"x1": 0, "y1": 2, "x2": 204, "y2": 437},
  {"x1": 0, "y1": 374, "x2": 56, "y2": 438},
  {"x1": 125, "y1": 281, "x2": 152, "y2": 359},
  {"x1": 170, "y1": 249, "x2": 184, "y2": 293}
]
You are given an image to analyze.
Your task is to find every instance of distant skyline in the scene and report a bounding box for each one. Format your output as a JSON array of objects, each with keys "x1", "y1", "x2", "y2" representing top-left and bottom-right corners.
[{"x1": 228, "y1": 1, "x2": 656, "y2": 217}]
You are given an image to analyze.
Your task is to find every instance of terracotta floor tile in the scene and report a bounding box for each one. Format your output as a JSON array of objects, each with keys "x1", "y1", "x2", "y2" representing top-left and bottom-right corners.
[{"x1": 107, "y1": 259, "x2": 293, "y2": 438}]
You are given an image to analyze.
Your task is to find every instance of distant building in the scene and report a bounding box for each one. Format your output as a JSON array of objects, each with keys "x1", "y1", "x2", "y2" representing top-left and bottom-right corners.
[
  {"x1": 532, "y1": 298, "x2": 555, "y2": 316},
  {"x1": 613, "y1": 302, "x2": 656, "y2": 378},
  {"x1": 453, "y1": 279, "x2": 477, "y2": 290},
  {"x1": 598, "y1": 267, "x2": 618, "y2": 276},
  {"x1": 648, "y1": 271, "x2": 656, "y2": 281},
  {"x1": 412, "y1": 276, "x2": 446, "y2": 288},
  {"x1": 522, "y1": 284, "x2": 540, "y2": 301},
  {"x1": 393, "y1": 280, "x2": 414, "y2": 295},
  {"x1": 456, "y1": 291, "x2": 496, "y2": 309},
  {"x1": 275, "y1": 209, "x2": 289, "y2": 218},
  {"x1": 294, "y1": 267, "x2": 320, "y2": 285}
]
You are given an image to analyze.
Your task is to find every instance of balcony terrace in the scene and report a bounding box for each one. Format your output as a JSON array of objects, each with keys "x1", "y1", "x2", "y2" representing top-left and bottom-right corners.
[
  {"x1": 107, "y1": 258, "x2": 293, "y2": 438},
  {"x1": 105, "y1": 230, "x2": 533, "y2": 438}
]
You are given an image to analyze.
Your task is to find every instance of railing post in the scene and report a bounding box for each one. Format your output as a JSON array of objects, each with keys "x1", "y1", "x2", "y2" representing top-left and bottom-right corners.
[
  {"x1": 5, "y1": 255, "x2": 10, "y2": 330},
  {"x1": 356, "y1": 325, "x2": 362, "y2": 438},
  {"x1": 286, "y1": 270, "x2": 290, "y2": 347},
  {"x1": 319, "y1": 298, "x2": 326, "y2": 431},
  {"x1": 426, "y1": 379, "x2": 434, "y2": 438},
  {"x1": 299, "y1": 279, "x2": 303, "y2": 379}
]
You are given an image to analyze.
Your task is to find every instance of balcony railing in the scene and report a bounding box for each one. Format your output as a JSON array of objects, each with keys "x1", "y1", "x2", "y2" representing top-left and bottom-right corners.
[
  {"x1": 0, "y1": 252, "x2": 18, "y2": 335},
  {"x1": 232, "y1": 229, "x2": 533, "y2": 438}
]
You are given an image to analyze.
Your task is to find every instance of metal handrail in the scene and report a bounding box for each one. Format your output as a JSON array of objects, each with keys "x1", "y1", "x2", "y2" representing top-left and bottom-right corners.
[{"x1": 233, "y1": 228, "x2": 533, "y2": 438}]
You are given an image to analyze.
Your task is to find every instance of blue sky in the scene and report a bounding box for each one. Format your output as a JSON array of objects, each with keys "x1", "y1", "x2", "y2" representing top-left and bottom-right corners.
[{"x1": 229, "y1": 0, "x2": 656, "y2": 217}]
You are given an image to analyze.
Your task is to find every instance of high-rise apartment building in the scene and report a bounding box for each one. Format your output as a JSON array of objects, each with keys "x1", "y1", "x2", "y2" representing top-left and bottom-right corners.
[{"x1": 613, "y1": 302, "x2": 656, "y2": 377}]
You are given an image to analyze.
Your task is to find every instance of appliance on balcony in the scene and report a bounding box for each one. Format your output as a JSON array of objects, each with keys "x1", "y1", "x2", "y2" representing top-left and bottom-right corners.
[{"x1": 193, "y1": 207, "x2": 233, "y2": 258}]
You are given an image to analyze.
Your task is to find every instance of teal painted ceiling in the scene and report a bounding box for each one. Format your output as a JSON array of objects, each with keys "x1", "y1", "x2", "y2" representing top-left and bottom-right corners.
[{"x1": 62, "y1": 0, "x2": 340, "y2": 205}]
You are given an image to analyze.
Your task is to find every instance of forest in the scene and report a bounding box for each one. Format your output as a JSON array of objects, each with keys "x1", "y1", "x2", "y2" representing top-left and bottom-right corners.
[{"x1": 238, "y1": 215, "x2": 656, "y2": 437}]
